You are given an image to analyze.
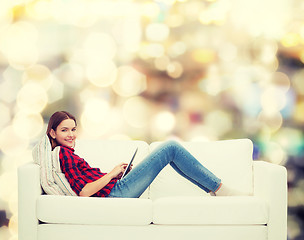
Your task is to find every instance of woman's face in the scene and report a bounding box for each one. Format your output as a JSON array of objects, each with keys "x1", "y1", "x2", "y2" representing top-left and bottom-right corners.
[{"x1": 50, "y1": 119, "x2": 77, "y2": 148}]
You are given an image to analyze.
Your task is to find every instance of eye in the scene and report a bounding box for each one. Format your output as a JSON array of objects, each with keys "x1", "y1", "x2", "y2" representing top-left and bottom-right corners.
[{"x1": 72, "y1": 128, "x2": 77, "y2": 132}]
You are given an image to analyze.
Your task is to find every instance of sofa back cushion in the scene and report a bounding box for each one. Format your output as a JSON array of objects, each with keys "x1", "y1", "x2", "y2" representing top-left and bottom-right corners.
[
  {"x1": 149, "y1": 139, "x2": 253, "y2": 200},
  {"x1": 74, "y1": 139, "x2": 150, "y2": 198}
]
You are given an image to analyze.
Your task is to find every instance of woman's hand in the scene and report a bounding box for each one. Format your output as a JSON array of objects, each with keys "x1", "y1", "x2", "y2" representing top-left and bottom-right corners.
[{"x1": 109, "y1": 163, "x2": 128, "y2": 179}]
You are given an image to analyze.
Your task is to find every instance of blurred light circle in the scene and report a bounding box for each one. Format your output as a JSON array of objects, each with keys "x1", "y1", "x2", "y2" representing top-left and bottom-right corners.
[
  {"x1": 293, "y1": 100, "x2": 304, "y2": 123},
  {"x1": 84, "y1": 32, "x2": 117, "y2": 61},
  {"x1": 53, "y1": 63, "x2": 84, "y2": 88},
  {"x1": 199, "y1": 11, "x2": 213, "y2": 25},
  {"x1": 167, "y1": 14, "x2": 185, "y2": 28},
  {"x1": 0, "y1": 4, "x2": 13, "y2": 32},
  {"x1": 16, "y1": 83, "x2": 48, "y2": 113},
  {"x1": 200, "y1": 65, "x2": 223, "y2": 96},
  {"x1": 264, "y1": 142, "x2": 287, "y2": 165},
  {"x1": 252, "y1": 38, "x2": 278, "y2": 64},
  {"x1": 292, "y1": 69, "x2": 304, "y2": 95},
  {"x1": 22, "y1": 64, "x2": 53, "y2": 90},
  {"x1": 1, "y1": 21, "x2": 38, "y2": 69},
  {"x1": 192, "y1": 49, "x2": 216, "y2": 64},
  {"x1": 8, "y1": 213, "x2": 18, "y2": 236},
  {"x1": 8, "y1": 192, "x2": 18, "y2": 217},
  {"x1": 80, "y1": 113, "x2": 109, "y2": 137},
  {"x1": 199, "y1": 5, "x2": 226, "y2": 25},
  {"x1": 83, "y1": 98, "x2": 110, "y2": 123},
  {"x1": 273, "y1": 128, "x2": 304, "y2": 156},
  {"x1": 25, "y1": 0, "x2": 52, "y2": 20},
  {"x1": 185, "y1": 125, "x2": 218, "y2": 142},
  {"x1": 0, "y1": 103, "x2": 10, "y2": 129},
  {"x1": 7, "y1": 45, "x2": 38, "y2": 70},
  {"x1": 66, "y1": 1, "x2": 98, "y2": 28},
  {"x1": 154, "y1": 56, "x2": 170, "y2": 71},
  {"x1": 1, "y1": 21, "x2": 38, "y2": 48},
  {"x1": 141, "y1": 43, "x2": 165, "y2": 58},
  {"x1": 141, "y1": 2, "x2": 160, "y2": 18},
  {"x1": 152, "y1": 111, "x2": 176, "y2": 133},
  {"x1": 0, "y1": 171, "x2": 16, "y2": 201},
  {"x1": 267, "y1": 58, "x2": 279, "y2": 72},
  {"x1": 260, "y1": 41, "x2": 278, "y2": 64},
  {"x1": 79, "y1": 87, "x2": 97, "y2": 103},
  {"x1": 270, "y1": 72, "x2": 290, "y2": 92},
  {"x1": 12, "y1": 112, "x2": 44, "y2": 140},
  {"x1": 0, "y1": 126, "x2": 29, "y2": 156},
  {"x1": 86, "y1": 60, "x2": 117, "y2": 87},
  {"x1": 0, "y1": 79, "x2": 21, "y2": 103},
  {"x1": 260, "y1": 86, "x2": 286, "y2": 115},
  {"x1": 112, "y1": 66, "x2": 147, "y2": 97},
  {"x1": 146, "y1": 23, "x2": 170, "y2": 42},
  {"x1": 168, "y1": 41, "x2": 187, "y2": 57},
  {"x1": 258, "y1": 111, "x2": 283, "y2": 132},
  {"x1": 0, "y1": 226, "x2": 11, "y2": 240},
  {"x1": 1, "y1": 150, "x2": 32, "y2": 172},
  {"x1": 53, "y1": 1, "x2": 79, "y2": 24},
  {"x1": 180, "y1": 91, "x2": 210, "y2": 112},
  {"x1": 114, "y1": 18, "x2": 142, "y2": 53},
  {"x1": 81, "y1": 98, "x2": 111, "y2": 137},
  {"x1": 123, "y1": 97, "x2": 151, "y2": 128},
  {"x1": 300, "y1": 50, "x2": 304, "y2": 64},
  {"x1": 205, "y1": 110, "x2": 232, "y2": 136},
  {"x1": 218, "y1": 43, "x2": 237, "y2": 61},
  {"x1": 280, "y1": 32, "x2": 301, "y2": 47},
  {"x1": 47, "y1": 77, "x2": 64, "y2": 104},
  {"x1": 166, "y1": 61, "x2": 183, "y2": 78}
]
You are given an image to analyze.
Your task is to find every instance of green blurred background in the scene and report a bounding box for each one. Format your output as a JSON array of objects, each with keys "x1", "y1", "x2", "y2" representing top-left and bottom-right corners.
[{"x1": 0, "y1": 0, "x2": 303, "y2": 239}]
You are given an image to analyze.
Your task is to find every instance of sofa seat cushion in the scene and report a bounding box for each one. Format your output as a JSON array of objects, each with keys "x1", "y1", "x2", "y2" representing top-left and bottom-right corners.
[
  {"x1": 37, "y1": 195, "x2": 153, "y2": 225},
  {"x1": 153, "y1": 196, "x2": 268, "y2": 225}
]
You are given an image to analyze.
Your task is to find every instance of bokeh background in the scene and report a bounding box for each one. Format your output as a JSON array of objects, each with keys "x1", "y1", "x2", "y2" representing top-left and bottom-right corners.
[{"x1": 0, "y1": 0, "x2": 303, "y2": 239}]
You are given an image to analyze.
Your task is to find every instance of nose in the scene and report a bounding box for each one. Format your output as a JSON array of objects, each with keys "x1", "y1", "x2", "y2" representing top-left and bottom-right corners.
[{"x1": 68, "y1": 130, "x2": 75, "y2": 137}]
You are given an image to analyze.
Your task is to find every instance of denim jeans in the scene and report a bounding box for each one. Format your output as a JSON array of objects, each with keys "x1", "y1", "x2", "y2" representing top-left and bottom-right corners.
[{"x1": 108, "y1": 140, "x2": 221, "y2": 198}]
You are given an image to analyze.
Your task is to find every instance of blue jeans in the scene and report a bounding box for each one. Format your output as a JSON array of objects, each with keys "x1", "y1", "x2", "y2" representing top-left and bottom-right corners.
[{"x1": 108, "y1": 141, "x2": 221, "y2": 198}]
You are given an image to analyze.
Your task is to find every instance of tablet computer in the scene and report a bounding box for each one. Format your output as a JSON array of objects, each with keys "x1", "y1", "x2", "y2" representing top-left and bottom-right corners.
[{"x1": 121, "y1": 147, "x2": 138, "y2": 179}]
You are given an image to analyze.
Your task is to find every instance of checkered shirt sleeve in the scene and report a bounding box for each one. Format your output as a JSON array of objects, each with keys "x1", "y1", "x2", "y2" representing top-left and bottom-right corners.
[{"x1": 59, "y1": 146, "x2": 117, "y2": 197}]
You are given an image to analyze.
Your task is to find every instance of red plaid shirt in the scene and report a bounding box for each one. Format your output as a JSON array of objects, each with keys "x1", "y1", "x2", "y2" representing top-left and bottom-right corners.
[{"x1": 59, "y1": 146, "x2": 118, "y2": 197}]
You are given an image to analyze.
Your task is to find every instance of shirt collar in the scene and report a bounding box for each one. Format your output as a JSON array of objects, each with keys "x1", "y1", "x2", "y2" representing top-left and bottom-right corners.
[{"x1": 60, "y1": 145, "x2": 75, "y2": 152}]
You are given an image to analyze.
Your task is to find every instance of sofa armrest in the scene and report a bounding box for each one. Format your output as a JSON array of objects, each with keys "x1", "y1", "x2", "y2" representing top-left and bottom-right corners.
[
  {"x1": 18, "y1": 163, "x2": 42, "y2": 240},
  {"x1": 253, "y1": 160, "x2": 287, "y2": 240}
]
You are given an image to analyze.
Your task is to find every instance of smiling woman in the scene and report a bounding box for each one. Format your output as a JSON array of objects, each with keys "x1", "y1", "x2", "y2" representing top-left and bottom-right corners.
[
  {"x1": 43, "y1": 111, "x2": 244, "y2": 199},
  {"x1": 46, "y1": 111, "x2": 77, "y2": 149}
]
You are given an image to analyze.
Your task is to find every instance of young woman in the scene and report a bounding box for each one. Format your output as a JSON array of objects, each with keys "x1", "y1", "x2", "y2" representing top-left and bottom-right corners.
[{"x1": 47, "y1": 111, "x2": 240, "y2": 198}]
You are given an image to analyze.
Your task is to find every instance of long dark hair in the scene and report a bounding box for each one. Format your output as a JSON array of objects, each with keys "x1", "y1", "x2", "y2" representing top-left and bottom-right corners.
[{"x1": 46, "y1": 111, "x2": 77, "y2": 149}]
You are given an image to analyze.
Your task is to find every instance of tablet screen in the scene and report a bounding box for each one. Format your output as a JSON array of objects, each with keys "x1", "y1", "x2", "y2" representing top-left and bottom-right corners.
[{"x1": 121, "y1": 147, "x2": 138, "y2": 179}]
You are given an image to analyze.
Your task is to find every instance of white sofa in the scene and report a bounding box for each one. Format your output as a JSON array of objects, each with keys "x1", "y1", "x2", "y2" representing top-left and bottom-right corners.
[{"x1": 18, "y1": 139, "x2": 287, "y2": 240}]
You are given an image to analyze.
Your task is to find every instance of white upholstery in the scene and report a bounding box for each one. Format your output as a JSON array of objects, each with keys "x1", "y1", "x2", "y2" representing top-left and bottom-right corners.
[
  {"x1": 18, "y1": 139, "x2": 287, "y2": 240},
  {"x1": 149, "y1": 139, "x2": 253, "y2": 200},
  {"x1": 37, "y1": 224, "x2": 268, "y2": 240},
  {"x1": 153, "y1": 196, "x2": 268, "y2": 225},
  {"x1": 253, "y1": 161, "x2": 288, "y2": 240},
  {"x1": 18, "y1": 163, "x2": 41, "y2": 240},
  {"x1": 37, "y1": 195, "x2": 153, "y2": 225}
]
